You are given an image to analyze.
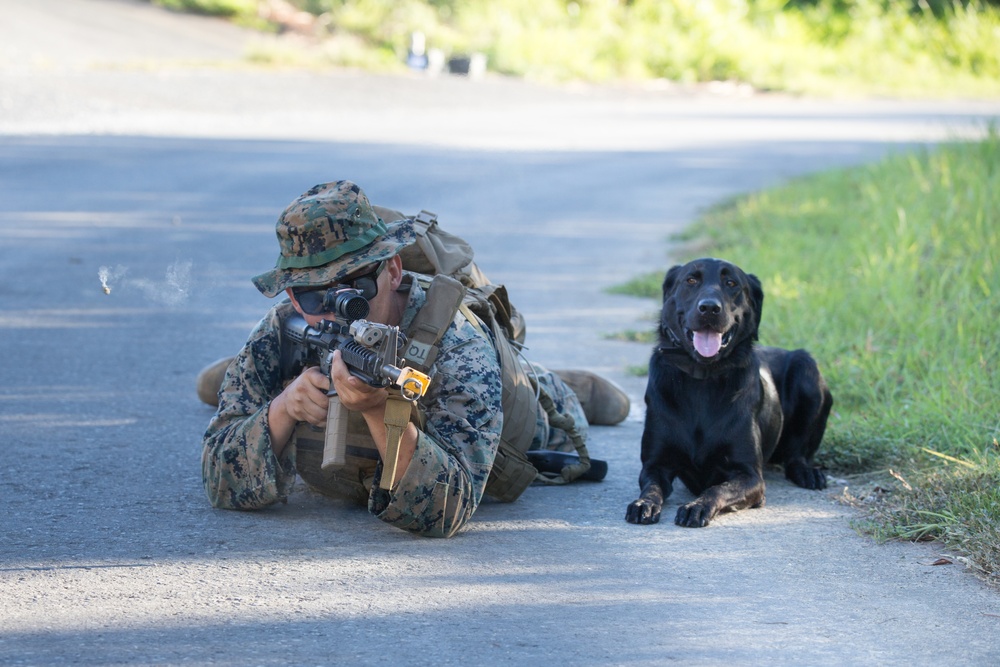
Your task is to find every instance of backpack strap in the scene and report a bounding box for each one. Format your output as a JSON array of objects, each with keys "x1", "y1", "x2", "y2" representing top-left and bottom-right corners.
[{"x1": 403, "y1": 273, "x2": 467, "y2": 372}]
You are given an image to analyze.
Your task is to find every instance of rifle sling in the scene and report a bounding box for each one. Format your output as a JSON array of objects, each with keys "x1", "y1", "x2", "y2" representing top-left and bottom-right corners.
[{"x1": 379, "y1": 394, "x2": 413, "y2": 491}]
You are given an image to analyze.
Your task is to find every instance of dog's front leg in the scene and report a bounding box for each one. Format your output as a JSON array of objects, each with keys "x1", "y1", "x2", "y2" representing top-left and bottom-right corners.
[
  {"x1": 626, "y1": 469, "x2": 673, "y2": 524},
  {"x1": 675, "y1": 474, "x2": 765, "y2": 528}
]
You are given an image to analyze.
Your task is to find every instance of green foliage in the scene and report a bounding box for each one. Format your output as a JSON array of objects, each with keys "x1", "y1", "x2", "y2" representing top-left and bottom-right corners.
[
  {"x1": 159, "y1": 0, "x2": 1000, "y2": 96},
  {"x1": 606, "y1": 273, "x2": 662, "y2": 300},
  {"x1": 154, "y1": 0, "x2": 256, "y2": 18}
]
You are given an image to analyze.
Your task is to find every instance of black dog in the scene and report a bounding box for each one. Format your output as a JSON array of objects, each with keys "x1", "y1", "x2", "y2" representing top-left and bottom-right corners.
[{"x1": 626, "y1": 258, "x2": 832, "y2": 528}]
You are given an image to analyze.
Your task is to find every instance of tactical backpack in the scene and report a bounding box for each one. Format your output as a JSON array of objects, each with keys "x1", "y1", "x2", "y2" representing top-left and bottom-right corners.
[{"x1": 292, "y1": 208, "x2": 565, "y2": 503}]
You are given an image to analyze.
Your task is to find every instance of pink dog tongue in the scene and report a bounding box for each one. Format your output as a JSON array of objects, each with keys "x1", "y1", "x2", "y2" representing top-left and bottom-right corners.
[{"x1": 693, "y1": 331, "x2": 722, "y2": 358}]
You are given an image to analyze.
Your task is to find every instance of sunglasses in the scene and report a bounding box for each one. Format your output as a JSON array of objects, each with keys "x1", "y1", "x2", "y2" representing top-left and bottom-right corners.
[{"x1": 293, "y1": 261, "x2": 386, "y2": 315}]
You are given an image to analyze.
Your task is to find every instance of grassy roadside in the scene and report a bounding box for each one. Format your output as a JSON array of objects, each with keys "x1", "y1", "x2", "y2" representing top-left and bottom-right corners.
[
  {"x1": 150, "y1": 0, "x2": 1000, "y2": 99},
  {"x1": 612, "y1": 130, "x2": 1000, "y2": 583}
]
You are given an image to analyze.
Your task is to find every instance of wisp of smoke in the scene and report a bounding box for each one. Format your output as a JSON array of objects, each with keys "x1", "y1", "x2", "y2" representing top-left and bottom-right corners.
[
  {"x1": 98, "y1": 261, "x2": 193, "y2": 306},
  {"x1": 98, "y1": 264, "x2": 129, "y2": 294}
]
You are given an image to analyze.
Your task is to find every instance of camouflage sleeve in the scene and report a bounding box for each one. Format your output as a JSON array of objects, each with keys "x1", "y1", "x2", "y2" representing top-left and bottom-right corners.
[
  {"x1": 368, "y1": 317, "x2": 503, "y2": 538},
  {"x1": 201, "y1": 307, "x2": 297, "y2": 510}
]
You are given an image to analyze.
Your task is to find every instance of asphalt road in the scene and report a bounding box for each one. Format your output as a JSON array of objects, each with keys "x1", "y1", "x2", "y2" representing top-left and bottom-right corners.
[{"x1": 2, "y1": 1, "x2": 1000, "y2": 665}]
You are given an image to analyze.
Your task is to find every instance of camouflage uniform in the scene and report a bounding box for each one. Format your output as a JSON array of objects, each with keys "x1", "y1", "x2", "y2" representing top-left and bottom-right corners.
[
  {"x1": 200, "y1": 181, "x2": 587, "y2": 538},
  {"x1": 203, "y1": 275, "x2": 509, "y2": 537}
]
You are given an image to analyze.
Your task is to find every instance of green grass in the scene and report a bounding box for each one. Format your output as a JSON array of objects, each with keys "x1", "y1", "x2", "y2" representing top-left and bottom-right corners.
[
  {"x1": 858, "y1": 460, "x2": 1000, "y2": 581},
  {"x1": 613, "y1": 129, "x2": 1000, "y2": 583},
  {"x1": 150, "y1": 0, "x2": 1000, "y2": 98},
  {"x1": 153, "y1": 0, "x2": 274, "y2": 30}
]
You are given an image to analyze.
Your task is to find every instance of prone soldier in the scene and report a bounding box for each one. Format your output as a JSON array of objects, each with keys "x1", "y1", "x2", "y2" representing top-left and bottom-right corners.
[{"x1": 198, "y1": 180, "x2": 629, "y2": 537}]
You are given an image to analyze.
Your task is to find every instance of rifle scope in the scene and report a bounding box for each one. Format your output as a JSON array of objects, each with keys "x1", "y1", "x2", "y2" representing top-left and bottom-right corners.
[{"x1": 321, "y1": 289, "x2": 370, "y2": 321}]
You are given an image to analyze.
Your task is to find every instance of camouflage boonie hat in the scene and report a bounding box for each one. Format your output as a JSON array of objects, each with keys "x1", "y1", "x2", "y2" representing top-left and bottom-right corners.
[{"x1": 252, "y1": 181, "x2": 415, "y2": 298}]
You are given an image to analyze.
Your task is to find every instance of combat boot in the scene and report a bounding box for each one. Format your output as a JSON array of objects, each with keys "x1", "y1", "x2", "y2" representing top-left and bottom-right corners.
[
  {"x1": 196, "y1": 356, "x2": 235, "y2": 407},
  {"x1": 553, "y1": 369, "x2": 630, "y2": 426}
]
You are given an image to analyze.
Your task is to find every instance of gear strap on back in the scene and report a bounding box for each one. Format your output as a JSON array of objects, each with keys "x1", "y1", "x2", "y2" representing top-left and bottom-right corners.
[
  {"x1": 531, "y1": 381, "x2": 593, "y2": 485},
  {"x1": 456, "y1": 302, "x2": 540, "y2": 502}
]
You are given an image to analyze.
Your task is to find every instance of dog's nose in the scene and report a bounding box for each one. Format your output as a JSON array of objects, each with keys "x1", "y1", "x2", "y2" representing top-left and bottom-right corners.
[{"x1": 698, "y1": 297, "x2": 722, "y2": 315}]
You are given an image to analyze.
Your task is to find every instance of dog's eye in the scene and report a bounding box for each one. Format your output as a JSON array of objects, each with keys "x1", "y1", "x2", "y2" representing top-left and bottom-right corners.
[
  {"x1": 686, "y1": 276, "x2": 698, "y2": 285},
  {"x1": 725, "y1": 279, "x2": 738, "y2": 288}
]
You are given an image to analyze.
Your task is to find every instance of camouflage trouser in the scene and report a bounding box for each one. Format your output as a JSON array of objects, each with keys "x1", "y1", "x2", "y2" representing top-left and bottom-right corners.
[{"x1": 527, "y1": 363, "x2": 589, "y2": 453}]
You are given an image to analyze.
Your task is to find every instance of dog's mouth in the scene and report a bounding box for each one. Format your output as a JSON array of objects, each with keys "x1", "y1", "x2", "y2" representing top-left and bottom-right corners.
[{"x1": 686, "y1": 324, "x2": 737, "y2": 359}]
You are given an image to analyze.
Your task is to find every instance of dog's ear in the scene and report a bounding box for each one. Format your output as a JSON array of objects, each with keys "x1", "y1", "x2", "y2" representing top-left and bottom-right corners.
[
  {"x1": 662, "y1": 265, "x2": 684, "y2": 300},
  {"x1": 746, "y1": 273, "x2": 764, "y2": 340}
]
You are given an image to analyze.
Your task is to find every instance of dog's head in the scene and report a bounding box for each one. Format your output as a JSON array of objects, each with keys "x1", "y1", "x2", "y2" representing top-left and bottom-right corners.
[{"x1": 659, "y1": 258, "x2": 763, "y2": 364}]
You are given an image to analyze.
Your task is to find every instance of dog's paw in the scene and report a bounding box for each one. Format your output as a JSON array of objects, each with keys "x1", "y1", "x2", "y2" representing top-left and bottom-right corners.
[
  {"x1": 626, "y1": 499, "x2": 662, "y2": 524},
  {"x1": 785, "y1": 460, "x2": 828, "y2": 490},
  {"x1": 675, "y1": 501, "x2": 714, "y2": 528}
]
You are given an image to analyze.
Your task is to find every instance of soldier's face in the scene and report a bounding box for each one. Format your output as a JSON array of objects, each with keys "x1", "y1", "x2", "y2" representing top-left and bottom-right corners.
[
  {"x1": 362, "y1": 255, "x2": 404, "y2": 326},
  {"x1": 287, "y1": 255, "x2": 403, "y2": 327}
]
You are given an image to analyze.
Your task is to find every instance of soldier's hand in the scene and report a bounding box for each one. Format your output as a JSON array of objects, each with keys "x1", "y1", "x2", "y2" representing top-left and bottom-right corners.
[
  {"x1": 330, "y1": 350, "x2": 387, "y2": 414},
  {"x1": 278, "y1": 366, "x2": 331, "y2": 428}
]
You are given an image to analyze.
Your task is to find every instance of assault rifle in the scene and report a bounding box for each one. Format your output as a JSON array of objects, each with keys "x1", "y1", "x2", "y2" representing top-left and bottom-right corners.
[{"x1": 281, "y1": 290, "x2": 431, "y2": 490}]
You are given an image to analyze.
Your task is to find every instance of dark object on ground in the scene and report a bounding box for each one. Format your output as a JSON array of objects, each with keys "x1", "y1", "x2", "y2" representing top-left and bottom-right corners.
[{"x1": 527, "y1": 450, "x2": 608, "y2": 482}]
